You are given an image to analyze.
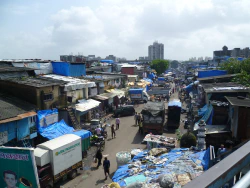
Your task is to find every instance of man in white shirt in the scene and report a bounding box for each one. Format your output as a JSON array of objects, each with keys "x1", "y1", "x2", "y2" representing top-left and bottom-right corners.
[{"x1": 95, "y1": 126, "x2": 102, "y2": 135}]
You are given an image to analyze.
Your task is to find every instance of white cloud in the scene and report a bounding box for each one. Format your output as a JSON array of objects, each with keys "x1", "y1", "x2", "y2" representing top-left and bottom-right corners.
[{"x1": 1, "y1": 0, "x2": 250, "y2": 60}]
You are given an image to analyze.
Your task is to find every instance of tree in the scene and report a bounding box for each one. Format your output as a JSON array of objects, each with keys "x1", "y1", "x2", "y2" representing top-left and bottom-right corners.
[
  {"x1": 170, "y1": 60, "x2": 179, "y2": 69},
  {"x1": 180, "y1": 132, "x2": 197, "y2": 148},
  {"x1": 220, "y1": 58, "x2": 250, "y2": 86},
  {"x1": 150, "y1": 59, "x2": 169, "y2": 75}
]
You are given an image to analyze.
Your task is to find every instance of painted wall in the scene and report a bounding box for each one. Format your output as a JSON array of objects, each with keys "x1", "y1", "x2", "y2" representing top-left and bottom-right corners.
[
  {"x1": 66, "y1": 90, "x2": 84, "y2": 103},
  {"x1": 121, "y1": 67, "x2": 135, "y2": 75},
  {"x1": 0, "y1": 116, "x2": 37, "y2": 145},
  {"x1": 52, "y1": 62, "x2": 86, "y2": 77}
]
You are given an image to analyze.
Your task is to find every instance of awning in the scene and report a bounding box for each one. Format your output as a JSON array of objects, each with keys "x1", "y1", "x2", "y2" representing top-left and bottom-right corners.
[{"x1": 76, "y1": 99, "x2": 101, "y2": 112}]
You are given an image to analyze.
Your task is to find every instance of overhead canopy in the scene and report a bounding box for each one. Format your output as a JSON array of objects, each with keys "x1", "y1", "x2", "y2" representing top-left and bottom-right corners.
[{"x1": 76, "y1": 99, "x2": 101, "y2": 112}]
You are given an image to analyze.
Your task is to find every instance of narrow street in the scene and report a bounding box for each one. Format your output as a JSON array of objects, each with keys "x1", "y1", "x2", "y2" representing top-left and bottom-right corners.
[{"x1": 61, "y1": 90, "x2": 187, "y2": 188}]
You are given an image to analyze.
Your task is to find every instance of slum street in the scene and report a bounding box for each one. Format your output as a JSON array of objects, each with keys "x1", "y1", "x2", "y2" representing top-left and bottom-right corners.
[{"x1": 61, "y1": 89, "x2": 187, "y2": 188}]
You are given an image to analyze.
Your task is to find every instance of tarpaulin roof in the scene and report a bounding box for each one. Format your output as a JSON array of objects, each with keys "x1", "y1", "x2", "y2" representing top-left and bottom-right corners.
[
  {"x1": 71, "y1": 129, "x2": 92, "y2": 139},
  {"x1": 40, "y1": 120, "x2": 92, "y2": 140},
  {"x1": 142, "y1": 78, "x2": 153, "y2": 83},
  {"x1": 76, "y1": 99, "x2": 101, "y2": 112},
  {"x1": 198, "y1": 70, "x2": 227, "y2": 78},
  {"x1": 100, "y1": 60, "x2": 114, "y2": 64}
]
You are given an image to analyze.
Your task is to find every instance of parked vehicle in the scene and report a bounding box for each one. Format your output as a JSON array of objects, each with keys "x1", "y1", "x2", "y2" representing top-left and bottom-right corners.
[
  {"x1": 157, "y1": 77, "x2": 166, "y2": 86},
  {"x1": 141, "y1": 101, "x2": 165, "y2": 134},
  {"x1": 90, "y1": 119, "x2": 102, "y2": 130},
  {"x1": 34, "y1": 134, "x2": 82, "y2": 188},
  {"x1": 147, "y1": 86, "x2": 170, "y2": 96},
  {"x1": 90, "y1": 135, "x2": 105, "y2": 151},
  {"x1": 167, "y1": 100, "x2": 182, "y2": 129},
  {"x1": 114, "y1": 105, "x2": 135, "y2": 117},
  {"x1": 129, "y1": 88, "x2": 149, "y2": 103}
]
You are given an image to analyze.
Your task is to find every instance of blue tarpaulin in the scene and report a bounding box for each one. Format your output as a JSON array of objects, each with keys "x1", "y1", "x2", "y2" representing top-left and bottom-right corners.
[
  {"x1": 40, "y1": 120, "x2": 74, "y2": 140},
  {"x1": 143, "y1": 78, "x2": 153, "y2": 83},
  {"x1": 198, "y1": 105, "x2": 208, "y2": 116},
  {"x1": 148, "y1": 73, "x2": 156, "y2": 80},
  {"x1": 100, "y1": 60, "x2": 114, "y2": 64},
  {"x1": 72, "y1": 130, "x2": 92, "y2": 140},
  {"x1": 185, "y1": 83, "x2": 194, "y2": 93},
  {"x1": 51, "y1": 61, "x2": 86, "y2": 76},
  {"x1": 129, "y1": 88, "x2": 143, "y2": 94},
  {"x1": 112, "y1": 148, "x2": 209, "y2": 187},
  {"x1": 198, "y1": 70, "x2": 227, "y2": 78},
  {"x1": 158, "y1": 77, "x2": 165, "y2": 81},
  {"x1": 37, "y1": 109, "x2": 58, "y2": 133}
]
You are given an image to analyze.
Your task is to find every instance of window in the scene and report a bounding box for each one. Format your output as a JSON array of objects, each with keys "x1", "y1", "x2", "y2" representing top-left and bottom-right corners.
[
  {"x1": 43, "y1": 93, "x2": 53, "y2": 101},
  {"x1": 30, "y1": 116, "x2": 36, "y2": 123}
]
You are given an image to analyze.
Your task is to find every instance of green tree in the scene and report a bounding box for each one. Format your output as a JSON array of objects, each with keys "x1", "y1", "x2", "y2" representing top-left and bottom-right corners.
[
  {"x1": 220, "y1": 58, "x2": 250, "y2": 86},
  {"x1": 170, "y1": 60, "x2": 179, "y2": 68},
  {"x1": 150, "y1": 59, "x2": 169, "y2": 75}
]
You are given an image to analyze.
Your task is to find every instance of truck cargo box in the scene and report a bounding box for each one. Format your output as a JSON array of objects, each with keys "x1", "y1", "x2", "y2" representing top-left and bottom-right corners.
[{"x1": 36, "y1": 134, "x2": 82, "y2": 176}]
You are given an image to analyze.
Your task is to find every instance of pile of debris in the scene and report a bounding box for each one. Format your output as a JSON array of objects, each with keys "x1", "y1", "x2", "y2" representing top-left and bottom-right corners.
[{"x1": 111, "y1": 147, "x2": 209, "y2": 188}]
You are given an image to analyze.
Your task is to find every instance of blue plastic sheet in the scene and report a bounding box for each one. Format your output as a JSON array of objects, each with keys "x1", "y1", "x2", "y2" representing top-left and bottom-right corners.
[
  {"x1": 37, "y1": 109, "x2": 58, "y2": 133},
  {"x1": 72, "y1": 130, "x2": 92, "y2": 140},
  {"x1": 129, "y1": 88, "x2": 143, "y2": 94},
  {"x1": 40, "y1": 120, "x2": 74, "y2": 140},
  {"x1": 143, "y1": 78, "x2": 153, "y2": 83},
  {"x1": 112, "y1": 147, "x2": 208, "y2": 187},
  {"x1": 198, "y1": 105, "x2": 208, "y2": 116},
  {"x1": 198, "y1": 70, "x2": 227, "y2": 78}
]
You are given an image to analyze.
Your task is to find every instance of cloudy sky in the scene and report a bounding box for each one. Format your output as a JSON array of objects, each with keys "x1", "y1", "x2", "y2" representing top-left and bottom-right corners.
[{"x1": 1, "y1": 0, "x2": 250, "y2": 61}]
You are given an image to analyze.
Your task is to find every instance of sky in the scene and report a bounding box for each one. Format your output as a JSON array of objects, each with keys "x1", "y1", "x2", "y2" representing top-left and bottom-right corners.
[{"x1": 1, "y1": 0, "x2": 250, "y2": 61}]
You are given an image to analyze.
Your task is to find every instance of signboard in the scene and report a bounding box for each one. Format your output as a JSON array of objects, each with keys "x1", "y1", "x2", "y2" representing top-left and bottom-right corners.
[
  {"x1": 131, "y1": 94, "x2": 142, "y2": 99},
  {"x1": 0, "y1": 131, "x2": 8, "y2": 145},
  {"x1": 0, "y1": 147, "x2": 40, "y2": 188}
]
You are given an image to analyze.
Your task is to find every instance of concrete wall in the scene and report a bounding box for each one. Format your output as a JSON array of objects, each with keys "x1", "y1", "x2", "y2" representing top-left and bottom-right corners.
[{"x1": 66, "y1": 89, "x2": 84, "y2": 103}]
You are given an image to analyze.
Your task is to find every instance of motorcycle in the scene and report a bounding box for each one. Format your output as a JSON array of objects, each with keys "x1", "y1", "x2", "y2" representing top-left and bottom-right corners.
[{"x1": 90, "y1": 135, "x2": 105, "y2": 151}]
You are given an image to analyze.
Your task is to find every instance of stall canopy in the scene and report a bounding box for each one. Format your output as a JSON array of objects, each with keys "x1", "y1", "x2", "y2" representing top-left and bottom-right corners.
[
  {"x1": 100, "y1": 60, "x2": 114, "y2": 64},
  {"x1": 39, "y1": 119, "x2": 92, "y2": 140},
  {"x1": 106, "y1": 89, "x2": 125, "y2": 99},
  {"x1": 76, "y1": 99, "x2": 101, "y2": 112}
]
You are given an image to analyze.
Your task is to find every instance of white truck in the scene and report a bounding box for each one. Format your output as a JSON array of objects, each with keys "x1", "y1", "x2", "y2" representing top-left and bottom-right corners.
[{"x1": 34, "y1": 134, "x2": 82, "y2": 188}]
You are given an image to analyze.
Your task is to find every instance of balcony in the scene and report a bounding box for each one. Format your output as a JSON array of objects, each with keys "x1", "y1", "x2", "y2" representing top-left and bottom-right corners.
[{"x1": 184, "y1": 141, "x2": 250, "y2": 188}]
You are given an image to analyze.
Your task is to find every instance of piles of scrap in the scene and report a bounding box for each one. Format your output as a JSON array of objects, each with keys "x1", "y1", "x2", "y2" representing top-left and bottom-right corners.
[
  {"x1": 112, "y1": 148, "x2": 209, "y2": 188},
  {"x1": 143, "y1": 134, "x2": 177, "y2": 149}
]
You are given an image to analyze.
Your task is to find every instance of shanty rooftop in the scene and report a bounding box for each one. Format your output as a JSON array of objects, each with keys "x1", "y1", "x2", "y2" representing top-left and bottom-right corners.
[
  {"x1": 200, "y1": 82, "x2": 250, "y2": 93},
  {"x1": 0, "y1": 93, "x2": 36, "y2": 121},
  {"x1": 0, "y1": 66, "x2": 36, "y2": 73},
  {"x1": 4, "y1": 76, "x2": 67, "y2": 88},
  {"x1": 225, "y1": 96, "x2": 250, "y2": 107}
]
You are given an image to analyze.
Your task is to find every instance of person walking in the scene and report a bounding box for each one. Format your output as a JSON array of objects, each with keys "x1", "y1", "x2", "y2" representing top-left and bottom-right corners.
[
  {"x1": 111, "y1": 124, "x2": 116, "y2": 139},
  {"x1": 138, "y1": 120, "x2": 143, "y2": 135},
  {"x1": 115, "y1": 117, "x2": 120, "y2": 130},
  {"x1": 134, "y1": 112, "x2": 138, "y2": 126},
  {"x1": 95, "y1": 149, "x2": 103, "y2": 168},
  {"x1": 103, "y1": 157, "x2": 110, "y2": 179},
  {"x1": 137, "y1": 113, "x2": 142, "y2": 124}
]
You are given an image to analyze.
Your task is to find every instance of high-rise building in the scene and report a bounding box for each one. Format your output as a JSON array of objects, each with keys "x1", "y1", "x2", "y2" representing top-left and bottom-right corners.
[{"x1": 148, "y1": 41, "x2": 164, "y2": 60}]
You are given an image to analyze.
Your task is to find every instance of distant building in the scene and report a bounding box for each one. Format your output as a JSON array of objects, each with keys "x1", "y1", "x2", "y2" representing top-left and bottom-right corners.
[
  {"x1": 148, "y1": 41, "x2": 164, "y2": 60},
  {"x1": 60, "y1": 55, "x2": 86, "y2": 63},
  {"x1": 213, "y1": 46, "x2": 250, "y2": 63},
  {"x1": 105, "y1": 55, "x2": 117, "y2": 62},
  {"x1": 139, "y1": 56, "x2": 149, "y2": 60}
]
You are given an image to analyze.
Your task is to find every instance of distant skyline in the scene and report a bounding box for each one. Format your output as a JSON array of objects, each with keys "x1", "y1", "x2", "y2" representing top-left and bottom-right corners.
[{"x1": 1, "y1": 0, "x2": 250, "y2": 61}]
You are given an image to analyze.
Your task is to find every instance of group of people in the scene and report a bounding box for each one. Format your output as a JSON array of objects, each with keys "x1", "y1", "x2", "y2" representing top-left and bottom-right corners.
[
  {"x1": 95, "y1": 149, "x2": 111, "y2": 179},
  {"x1": 134, "y1": 112, "x2": 143, "y2": 134}
]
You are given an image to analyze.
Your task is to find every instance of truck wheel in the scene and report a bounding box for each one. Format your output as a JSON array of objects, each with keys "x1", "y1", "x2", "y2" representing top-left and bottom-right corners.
[{"x1": 68, "y1": 170, "x2": 77, "y2": 179}]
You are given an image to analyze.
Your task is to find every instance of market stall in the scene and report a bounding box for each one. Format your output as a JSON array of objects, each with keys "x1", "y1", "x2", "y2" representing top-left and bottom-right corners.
[
  {"x1": 112, "y1": 148, "x2": 210, "y2": 187},
  {"x1": 143, "y1": 134, "x2": 177, "y2": 149}
]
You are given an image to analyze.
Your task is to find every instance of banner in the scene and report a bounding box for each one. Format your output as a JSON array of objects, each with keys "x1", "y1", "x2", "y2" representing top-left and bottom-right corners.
[{"x1": 0, "y1": 147, "x2": 39, "y2": 188}]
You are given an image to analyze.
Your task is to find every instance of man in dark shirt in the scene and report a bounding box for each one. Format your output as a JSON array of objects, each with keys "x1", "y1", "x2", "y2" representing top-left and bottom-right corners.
[{"x1": 103, "y1": 157, "x2": 110, "y2": 179}]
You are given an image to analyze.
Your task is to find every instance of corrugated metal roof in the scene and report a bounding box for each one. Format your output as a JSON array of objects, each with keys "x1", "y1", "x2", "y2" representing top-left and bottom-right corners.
[
  {"x1": 201, "y1": 82, "x2": 250, "y2": 93},
  {"x1": 0, "y1": 93, "x2": 36, "y2": 122},
  {"x1": 225, "y1": 96, "x2": 250, "y2": 107},
  {"x1": 0, "y1": 66, "x2": 36, "y2": 73}
]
